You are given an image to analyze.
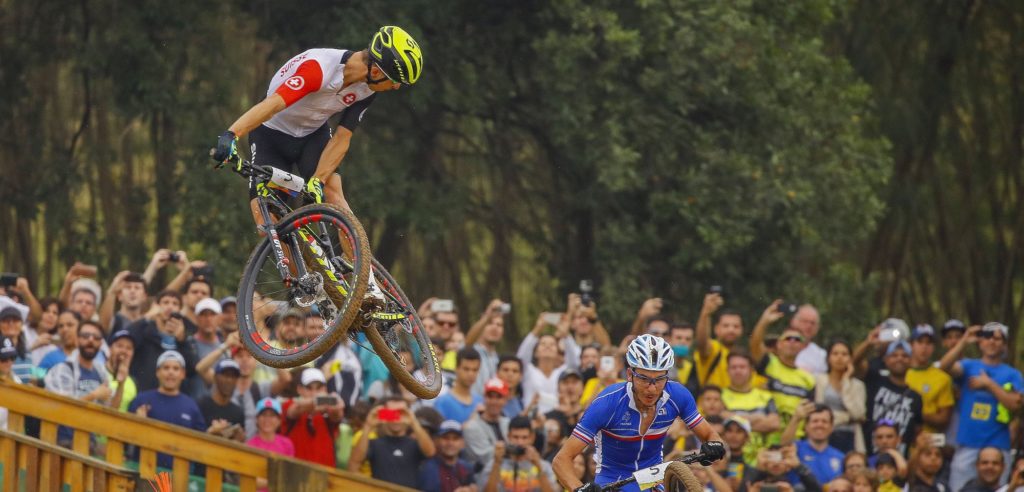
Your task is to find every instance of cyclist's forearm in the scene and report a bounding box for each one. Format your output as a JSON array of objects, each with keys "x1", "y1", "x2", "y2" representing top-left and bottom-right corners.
[
  {"x1": 228, "y1": 95, "x2": 286, "y2": 138},
  {"x1": 313, "y1": 128, "x2": 352, "y2": 181},
  {"x1": 552, "y1": 453, "x2": 582, "y2": 490}
]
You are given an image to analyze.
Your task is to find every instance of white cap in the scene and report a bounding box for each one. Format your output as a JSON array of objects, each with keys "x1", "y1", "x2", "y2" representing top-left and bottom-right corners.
[
  {"x1": 195, "y1": 297, "x2": 222, "y2": 315},
  {"x1": 156, "y1": 350, "x2": 186, "y2": 368},
  {"x1": 301, "y1": 368, "x2": 327, "y2": 386}
]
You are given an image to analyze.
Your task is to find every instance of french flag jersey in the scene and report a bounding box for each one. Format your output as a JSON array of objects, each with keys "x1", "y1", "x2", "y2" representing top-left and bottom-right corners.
[
  {"x1": 572, "y1": 381, "x2": 703, "y2": 489},
  {"x1": 264, "y1": 48, "x2": 376, "y2": 138}
]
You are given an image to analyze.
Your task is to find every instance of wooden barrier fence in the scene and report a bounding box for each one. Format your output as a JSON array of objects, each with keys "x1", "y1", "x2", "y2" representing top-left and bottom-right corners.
[
  {"x1": 0, "y1": 427, "x2": 138, "y2": 492},
  {"x1": 0, "y1": 379, "x2": 414, "y2": 492}
]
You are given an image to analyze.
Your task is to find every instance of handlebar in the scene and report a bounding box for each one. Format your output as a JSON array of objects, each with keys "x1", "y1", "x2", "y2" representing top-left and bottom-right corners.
[{"x1": 597, "y1": 451, "x2": 714, "y2": 491}]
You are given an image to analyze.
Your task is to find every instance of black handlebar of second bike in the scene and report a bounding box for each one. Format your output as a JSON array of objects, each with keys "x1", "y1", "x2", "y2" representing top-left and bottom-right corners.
[{"x1": 596, "y1": 451, "x2": 715, "y2": 491}]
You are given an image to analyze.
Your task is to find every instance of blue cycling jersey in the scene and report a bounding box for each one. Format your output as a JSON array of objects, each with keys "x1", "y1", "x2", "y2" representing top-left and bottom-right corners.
[{"x1": 572, "y1": 381, "x2": 704, "y2": 489}]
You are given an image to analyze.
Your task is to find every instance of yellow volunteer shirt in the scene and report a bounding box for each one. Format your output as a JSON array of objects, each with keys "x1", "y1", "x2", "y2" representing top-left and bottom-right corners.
[
  {"x1": 722, "y1": 387, "x2": 780, "y2": 463},
  {"x1": 760, "y1": 354, "x2": 814, "y2": 431},
  {"x1": 695, "y1": 340, "x2": 731, "y2": 389},
  {"x1": 906, "y1": 366, "x2": 955, "y2": 433}
]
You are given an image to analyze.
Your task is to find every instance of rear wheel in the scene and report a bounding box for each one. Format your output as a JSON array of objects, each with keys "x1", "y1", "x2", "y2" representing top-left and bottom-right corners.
[
  {"x1": 362, "y1": 257, "x2": 442, "y2": 399},
  {"x1": 664, "y1": 462, "x2": 702, "y2": 492},
  {"x1": 236, "y1": 203, "x2": 371, "y2": 368}
]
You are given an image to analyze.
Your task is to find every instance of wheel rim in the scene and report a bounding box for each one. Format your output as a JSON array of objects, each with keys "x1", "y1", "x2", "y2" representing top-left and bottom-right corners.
[{"x1": 239, "y1": 212, "x2": 363, "y2": 363}]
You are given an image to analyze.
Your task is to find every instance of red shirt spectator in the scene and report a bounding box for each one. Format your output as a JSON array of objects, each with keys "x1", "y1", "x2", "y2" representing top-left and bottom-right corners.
[{"x1": 282, "y1": 368, "x2": 344, "y2": 467}]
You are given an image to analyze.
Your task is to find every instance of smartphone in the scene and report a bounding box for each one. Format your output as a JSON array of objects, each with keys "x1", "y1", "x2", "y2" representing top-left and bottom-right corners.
[
  {"x1": 169, "y1": 312, "x2": 185, "y2": 321},
  {"x1": 0, "y1": 273, "x2": 18, "y2": 288},
  {"x1": 762, "y1": 485, "x2": 780, "y2": 492},
  {"x1": 431, "y1": 299, "x2": 454, "y2": 313},
  {"x1": 600, "y1": 356, "x2": 616, "y2": 372},
  {"x1": 539, "y1": 392, "x2": 558, "y2": 410},
  {"x1": 580, "y1": 280, "x2": 594, "y2": 307},
  {"x1": 314, "y1": 395, "x2": 338, "y2": 406},
  {"x1": 763, "y1": 450, "x2": 782, "y2": 463},
  {"x1": 777, "y1": 303, "x2": 798, "y2": 315},
  {"x1": 192, "y1": 265, "x2": 214, "y2": 280},
  {"x1": 542, "y1": 312, "x2": 562, "y2": 325},
  {"x1": 168, "y1": 252, "x2": 180, "y2": 263},
  {"x1": 378, "y1": 407, "x2": 401, "y2": 422},
  {"x1": 499, "y1": 302, "x2": 511, "y2": 314},
  {"x1": 930, "y1": 433, "x2": 945, "y2": 447}
]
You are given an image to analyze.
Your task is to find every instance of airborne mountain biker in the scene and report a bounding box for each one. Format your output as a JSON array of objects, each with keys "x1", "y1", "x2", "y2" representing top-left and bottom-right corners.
[
  {"x1": 210, "y1": 26, "x2": 423, "y2": 301},
  {"x1": 552, "y1": 334, "x2": 726, "y2": 492}
]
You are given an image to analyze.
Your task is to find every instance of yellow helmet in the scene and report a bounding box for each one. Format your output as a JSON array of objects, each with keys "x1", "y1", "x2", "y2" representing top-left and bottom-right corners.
[{"x1": 368, "y1": 26, "x2": 423, "y2": 85}]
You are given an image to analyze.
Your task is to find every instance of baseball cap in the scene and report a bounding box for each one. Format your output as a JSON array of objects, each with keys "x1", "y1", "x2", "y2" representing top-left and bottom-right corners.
[
  {"x1": 0, "y1": 306, "x2": 23, "y2": 321},
  {"x1": 301, "y1": 368, "x2": 327, "y2": 386},
  {"x1": 215, "y1": 359, "x2": 242, "y2": 375},
  {"x1": 876, "y1": 452, "x2": 897, "y2": 468},
  {"x1": 559, "y1": 369, "x2": 583, "y2": 383},
  {"x1": 219, "y1": 296, "x2": 237, "y2": 309},
  {"x1": 941, "y1": 319, "x2": 966, "y2": 334},
  {"x1": 438, "y1": 420, "x2": 463, "y2": 436},
  {"x1": 156, "y1": 350, "x2": 185, "y2": 368},
  {"x1": 195, "y1": 297, "x2": 222, "y2": 315},
  {"x1": 108, "y1": 329, "x2": 134, "y2": 346},
  {"x1": 982, "y1": 322, "x2": 1009, "y2": 339},
  {"x1": 0, "y1": 337, "x2": 17, "y2": 360},
  {"x1": 885, "y1": 340, "x2": 912, "y2": 357},
  {"x1": 483, "y1": 377, "x2": 509, "y2": 397},
  {"x1": 724, "y1": 415, "x2": 752, "y2": 435},
  {"x1": 255, "y1": 397, "x2": 282, "y2": 416},
  {"x1": 911, "y1": 324, "x2": 935, "y2": 341}
]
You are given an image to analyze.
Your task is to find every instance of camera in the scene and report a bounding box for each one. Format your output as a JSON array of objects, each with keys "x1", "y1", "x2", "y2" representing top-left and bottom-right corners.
[
  {"x1": 431, "y1": 299, "x2": 454, "y2": 313},
  {"x1": 169, "y1": 312, "x2": 184, "y2": 321},
  {"x1": 506, "y1": 445, "x2": 526, "y2": 457},
  {"x1": 168, "y1": 252, "x2": 180, "y2": 263},
  {"x1": 499, "y1": 302, "x2": 511, "y2": 315},
  {"x1": 192, "y1": 265, "x2": 214, "y2": 280},
  {"x1": 0, "y1": 273, "x2": 19, "y2": 288},
  {"x1": 777, "y1": 302, "x2": 798, "y2": 315},
  {"x1": 579, "y1": 280, "x2": 593, "y2": 307},
  {"x1": 709, "y1": 285, "x2": 723, "y2": 295}
]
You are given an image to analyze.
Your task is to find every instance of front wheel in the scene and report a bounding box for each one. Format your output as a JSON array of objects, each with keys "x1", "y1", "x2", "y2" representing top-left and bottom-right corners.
[
  {"x1": 664, "y1": 462, "x2": 702, "y2": 492},
  {"x1": 236, "y1": 203, "x2": 371, "y2": 368},
  {"x1": 362, "y1": 257, "x2": 442, "y2": 399}
]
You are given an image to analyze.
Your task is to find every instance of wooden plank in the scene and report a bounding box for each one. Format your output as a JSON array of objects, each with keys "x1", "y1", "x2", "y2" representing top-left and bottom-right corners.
[
  {"x1": 39, "y1": 420, "x2": 57, "y2": 444},
  {"x1": 1, "y1": 435, "x2": 16, "y2": 492},
  {"x1": 0, "y1": 429, "x2": 140, "y2": 476},
  {"x1": 138, "y1": 448, "x2": 156, "y2": 480},
  {"x1": 104, "y1": 438, "x2": 123, "y2": 466},
  {"x1": 38, "y1": 449, "x2": 58, "y2": 492},
  {"x1": 6, "y1": 411, "x2": 24, "y2": 434},
  {"x1": 72, "y1": 429, "x2": 89, "y2": 455},
  {"x1": 238, "y1": 475, "x2": 258, "y2": 492},
  {"x1": 17, "y1": 442, "x2": 39, "y2": 492},
  {"x1": 85, "y1": 466, "x2": 97, "y2": 492},
  {"x1": 172, "y1": 456, "x2": 189, "y2": 492},
  {"x1": 62, "y1": 456, "x2": 83, "y2": 492},
  {"x1": 108, "y1": 475, "x2": 135, "y2": 492},
  {"x1": 204, "y1": 466, "x2": 223, "y2": 492}
]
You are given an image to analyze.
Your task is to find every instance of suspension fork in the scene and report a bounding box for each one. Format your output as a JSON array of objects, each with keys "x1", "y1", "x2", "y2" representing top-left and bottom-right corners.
[{"x1": 257, "y1": 198, "x2": 299, "y2": 284}]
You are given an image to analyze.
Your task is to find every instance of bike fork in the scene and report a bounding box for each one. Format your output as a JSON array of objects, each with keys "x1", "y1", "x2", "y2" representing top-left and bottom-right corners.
[{"x1": 258, "y1": 200, "x2": 295, "y2": 284}]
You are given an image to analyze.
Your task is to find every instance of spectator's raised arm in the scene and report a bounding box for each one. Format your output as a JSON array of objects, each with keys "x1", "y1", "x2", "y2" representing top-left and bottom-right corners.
[
  {"x1": 750, "y1": 299, "x2": 783, "y2": 363},
  {"x1": 938, "y1": 324, "x2": 978, "y2": 378},
  {"x1": 99, "y1": 271, "x2": 131, "y2": 332},
  {"x1": 695, "y1": 293, "x2": 724, "y2": 359},
  {"x1": 465, "y1": 299, "x2": 503, "y2": 346}
]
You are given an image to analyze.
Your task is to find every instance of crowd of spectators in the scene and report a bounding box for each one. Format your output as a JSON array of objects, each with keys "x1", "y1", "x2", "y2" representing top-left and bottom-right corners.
[{"x1": 0, "y1": 251, "x2": 1023, "y2": 492}]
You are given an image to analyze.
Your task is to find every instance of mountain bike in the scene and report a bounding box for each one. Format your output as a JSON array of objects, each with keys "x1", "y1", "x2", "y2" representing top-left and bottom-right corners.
[
  {"x1": 217, "y1": 157, "x2": 441, "y2": 399},
  {"x1": 596, "y1": 451, "x2": 709, "y2": 492}
]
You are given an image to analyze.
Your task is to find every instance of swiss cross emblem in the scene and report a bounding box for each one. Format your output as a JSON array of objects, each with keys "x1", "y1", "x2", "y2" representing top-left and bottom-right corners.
[
  {"x1": 342, "y1": 93, "x2": 357, "y2": 105},
  {"x1": 285, "y1": 76, "x2": 304, "y2": 90}
]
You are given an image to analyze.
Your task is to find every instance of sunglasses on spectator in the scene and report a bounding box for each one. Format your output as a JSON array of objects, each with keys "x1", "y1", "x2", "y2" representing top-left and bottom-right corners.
[
  {"x1": 783, "y1": 335, "x2": 805, "y2": 343},
  {"x1": 978, "y1": 332, "x2": 1005, "y2": 340},
  {"x1": 436, "y1": 320, "x2": 457, "y2": 327},
  {"x1": 78, "y1": 332, "x2": 104, "y2": 341},
  {"x1": 630, "y1": 368, "x2": 669, "y2": 387},
  {"x1": 648, "y1": 330, "x2": 667, "y2": 337}
]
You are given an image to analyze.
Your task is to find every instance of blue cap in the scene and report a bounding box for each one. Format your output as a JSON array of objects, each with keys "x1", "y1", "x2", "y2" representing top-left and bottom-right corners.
[
  {"x1": 0, "y1": 337, "x2": 17, "y2": 360},
  {"x1": 255, "y1": 397, "x2": 282, "y2": 416},
  {"x1": 215, "y1": 358, "x2": 241, "y2": 375},
  {"x1": 885, "y1": 340, "x2": 912, "y2": 356},
  {"x1": 438, "y1": 420, "x2": 463, "y2": 436},
  {"x1": 108, "y1": 329, "x2": 133, "y2": 345},
  {"x1": 911, "y1": 324, "x2": 935, "y2": 341}
]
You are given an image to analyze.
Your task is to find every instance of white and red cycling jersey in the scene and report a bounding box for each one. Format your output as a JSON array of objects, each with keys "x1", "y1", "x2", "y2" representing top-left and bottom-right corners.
[{"x1": 263, "y1": 48, "x2": 376, "y2": 138}]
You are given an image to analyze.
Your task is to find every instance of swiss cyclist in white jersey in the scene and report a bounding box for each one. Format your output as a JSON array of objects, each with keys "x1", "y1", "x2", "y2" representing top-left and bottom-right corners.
[
  {"x1": 210, "y1": 26, "x2": 423, "y2": 302},
  {"x1": 552, "y1": 335, "x2": 726, "y2": 492}
]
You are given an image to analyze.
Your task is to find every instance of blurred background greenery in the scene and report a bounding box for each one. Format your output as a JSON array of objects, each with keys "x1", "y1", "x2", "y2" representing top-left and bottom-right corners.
[{"x1": 1, "y1": 0, "x2": 1021, "y2": 356}]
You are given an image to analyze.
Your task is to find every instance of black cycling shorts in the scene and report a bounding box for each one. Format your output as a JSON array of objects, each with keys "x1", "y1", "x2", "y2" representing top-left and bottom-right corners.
[{"x1": 247, "y1": 123, "x2": 333, "y2": 199}]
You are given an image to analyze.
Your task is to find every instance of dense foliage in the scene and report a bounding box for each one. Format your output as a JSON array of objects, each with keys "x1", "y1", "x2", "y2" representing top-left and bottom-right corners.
[{"x1": 1, "y1": 0, "x2": 1020, "y2": 355}]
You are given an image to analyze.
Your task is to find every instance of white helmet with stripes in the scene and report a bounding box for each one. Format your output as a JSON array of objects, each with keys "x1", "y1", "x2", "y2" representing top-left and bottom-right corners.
[{"x1": 626, "y1": 334, "x2": 674, "y2": 372}]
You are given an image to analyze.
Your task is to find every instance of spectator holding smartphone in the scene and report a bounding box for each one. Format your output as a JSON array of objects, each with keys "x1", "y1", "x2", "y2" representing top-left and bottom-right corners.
[
  {"x1": 740, "y1": 444, "x2": 821, "y2": 492},
  {"x1": 126, "y1": 290, "x2": 198, "y2": 392},
  {"x1": 103, "y1": 329, "x2": 136, "y2": 411},
  {"x1": 479, "y1": 416, "x2": 557, "y2": 492},
  {"x1": 197, "y1": 359, "x2": 246, "y2": 442},
  {"x1": 348, "y1": 397, "x2": 436, "y2": 488},
  {"x1": 940, "y1": 322, "x2": 1023, "y2": 491},
  {"x1": 283, "y1": 368, "x2": 345, "y2": 467}
]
